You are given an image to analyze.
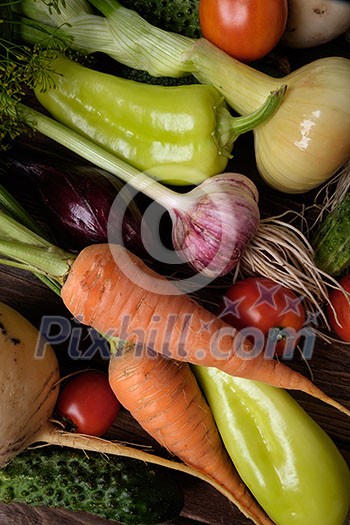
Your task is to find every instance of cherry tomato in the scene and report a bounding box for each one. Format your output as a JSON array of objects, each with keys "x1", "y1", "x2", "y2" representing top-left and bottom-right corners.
[
  {"x1": 326, "y1": 275, "x2": 350, "y2": 342},
  {"x1": 218, "y1": 276, "x2": 306, "y2": 356},
  {"x1": 199, "y1": 0, "x2": 288, "y2": 62},
  {"x1": 56, "y1": 370, "x2": 121, "y2": 436}
]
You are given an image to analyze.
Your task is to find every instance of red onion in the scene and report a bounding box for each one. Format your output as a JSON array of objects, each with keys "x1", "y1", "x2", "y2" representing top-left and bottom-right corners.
[{"x1": 7, "y1": 159, "x2": 146, "y2": 254}]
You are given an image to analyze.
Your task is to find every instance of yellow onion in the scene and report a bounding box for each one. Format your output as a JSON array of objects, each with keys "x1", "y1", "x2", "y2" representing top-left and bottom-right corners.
[
  {"x1": 13, "y1": 1, "x2": 350, "y2": 193},
  {"x1": 192, "y1": 41, "x2": 350, "y2": 193}
]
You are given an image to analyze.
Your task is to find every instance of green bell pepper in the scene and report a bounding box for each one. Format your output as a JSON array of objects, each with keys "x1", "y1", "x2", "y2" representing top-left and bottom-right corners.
[
  {"x1": 34, "y1": 55, "x2": 284, "y2": 185},
  {"x1": 194, "y1": 366, "x2": 350, "y2": 525}
]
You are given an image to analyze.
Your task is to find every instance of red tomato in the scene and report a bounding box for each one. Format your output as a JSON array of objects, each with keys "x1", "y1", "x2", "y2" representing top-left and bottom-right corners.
[
  {"x1": 218, "y1": 277, "x2": 305, "y2": 356},
  {"x1": 326, "y1": 275, "x2": 350, "y2": 342},
  {"x1": 199, "y1": 0, "x2": 288, "y2": 62},
  {"x1": 56, "y1": 370, "x2": 121, "y2": 436}
]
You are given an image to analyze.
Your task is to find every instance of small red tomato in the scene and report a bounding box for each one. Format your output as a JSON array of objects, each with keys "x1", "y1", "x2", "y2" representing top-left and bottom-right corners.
[
  {"x1": 56, "y1": 370, "x2": 121, "y2": 436},
  {"x1": 218, "y1": 276, "x2": 305, "y2": 356},
  {"x1": 199, "y1": 0, "x2": 288, "y2": 62},
  {"x1": 327, "y1": 275, "x2": 350, "y2": 342}
]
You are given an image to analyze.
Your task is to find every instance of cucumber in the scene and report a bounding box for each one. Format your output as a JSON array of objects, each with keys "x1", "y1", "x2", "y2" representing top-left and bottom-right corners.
[
  {"x1": 112, "y1": 60, "x2": 198, "y2": 86},
  {"x1": 0, "y1": 446, "x2": 184, "y2": 525},
  {"x1": 312, "y1": 193, "x2": 350, "y2": 276},
  {"x1": 114, "y1": 0, "x2": 200, "y2": 86},
  {"x1": 120, "y1": 0, "x2": 201, "y2": 38}
]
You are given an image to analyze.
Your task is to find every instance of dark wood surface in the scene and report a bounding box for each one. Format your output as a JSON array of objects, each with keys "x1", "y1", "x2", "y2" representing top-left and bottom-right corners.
[{"x1": 0, "y1": 35, "x2": 349, "y2": 525}]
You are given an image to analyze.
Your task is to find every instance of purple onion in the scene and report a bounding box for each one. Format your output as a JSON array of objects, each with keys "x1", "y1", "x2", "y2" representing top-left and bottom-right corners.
[{"x1": 8, "y1": 159, "x2": 147, "y2": 254}]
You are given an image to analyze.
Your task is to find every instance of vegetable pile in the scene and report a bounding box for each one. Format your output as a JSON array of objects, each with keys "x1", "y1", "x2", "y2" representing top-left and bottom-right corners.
[
  {"x1": 0, "y1": 1, "x2": 349, "y2": 525},
  {"x1": 10, "y1": 0, "x2": 350, "y2": 193}
]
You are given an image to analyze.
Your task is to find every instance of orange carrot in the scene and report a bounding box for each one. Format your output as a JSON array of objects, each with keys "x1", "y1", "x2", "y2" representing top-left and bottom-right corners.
[
  {"x1": 108, "y1": 345, "x2": 272, "y2": 525},
  {"x1": 61, "y1": 243, "x2": 350, "y2": 416}
]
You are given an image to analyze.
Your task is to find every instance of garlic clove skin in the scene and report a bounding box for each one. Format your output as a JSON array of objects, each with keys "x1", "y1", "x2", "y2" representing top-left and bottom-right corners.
[{"x1": 170, "y1": 173, "x2": 260, "y2": 278}]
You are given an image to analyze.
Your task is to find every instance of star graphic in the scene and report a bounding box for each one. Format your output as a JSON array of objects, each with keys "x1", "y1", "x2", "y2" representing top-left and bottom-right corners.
[
  {"x1": 280, "y1": 293, "x2": 304, "y2": 315},
  {"x1": 253, "y1": 281, "x2": 280, "y2": 309},
  {"x1": 305, "y1": 309, "x2": 321, "y2": 327},
  {"x1": 218, "y1": 295, "x2": 245, "y2": 320},
  {"x1": 199, "y1": 318, "x2": 215, "y2": 332}
]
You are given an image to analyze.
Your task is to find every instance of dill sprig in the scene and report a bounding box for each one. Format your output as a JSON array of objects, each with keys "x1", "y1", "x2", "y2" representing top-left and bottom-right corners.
[
  {"x1": 0, "y1": 40, "x2": 60, "y2": 149},
  {"x1": 0, "y1": 7, "x2": 71, "y2": 149}
]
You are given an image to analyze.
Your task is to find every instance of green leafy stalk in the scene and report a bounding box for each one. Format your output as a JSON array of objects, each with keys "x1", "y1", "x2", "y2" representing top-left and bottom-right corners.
[
  {"x1": 0, "y1": 209, "x2": 51, "y2": 246},
  {"x1": 13, "y1": 0, "x2": 279, "y2": 113},
  {"x1": 0, "y1": 237, "x2": 72, "y2": 281},
  {"x1": 1, "y1": 92, "x2": 185, "y2": 207},
  {"x1": 0, "y1": 182, "x2": 71, "y2": 294},
  {"x1": 0, "y1": 178, "x2": 49, "y2": 239},
  {"x1": 16, "y1": 0, "x2": 194, "y2": 78}
]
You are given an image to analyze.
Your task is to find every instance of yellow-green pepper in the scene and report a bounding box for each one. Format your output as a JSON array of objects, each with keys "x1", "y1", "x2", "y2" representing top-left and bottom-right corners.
[
  {"x1": 194, "y1": 366, "x2": 350, "y2": 525},
  {"x1": 34, "y1": 55, "x2": 284, "y2": 185}
]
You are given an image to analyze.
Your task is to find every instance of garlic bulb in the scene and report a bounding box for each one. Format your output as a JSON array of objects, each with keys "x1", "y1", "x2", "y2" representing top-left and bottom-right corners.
[{"x1": 170, "y1": 173, "x2": 260, "y2": 277}]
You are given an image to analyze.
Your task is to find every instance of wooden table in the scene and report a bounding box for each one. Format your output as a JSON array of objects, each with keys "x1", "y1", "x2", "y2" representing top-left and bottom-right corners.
[{"x1": 0, "y1": 38, "x2": 349, "y2": 525}]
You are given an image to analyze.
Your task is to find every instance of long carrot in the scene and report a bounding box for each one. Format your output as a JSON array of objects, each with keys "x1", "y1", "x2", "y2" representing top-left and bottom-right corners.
[
  {"x1": 0, "y1": 183, "x2": 346, "y2": 525},
  {"x1": 108, "y1": 345, "x2": 272, "y2": 525},
  {"x1": 61, "y1": 243, "x2": 350, "y2": 416}
]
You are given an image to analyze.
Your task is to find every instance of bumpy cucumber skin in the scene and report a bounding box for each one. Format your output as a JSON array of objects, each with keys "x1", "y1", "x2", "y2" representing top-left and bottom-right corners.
[
  {"x1": 113, "y1": 62, "x2": 198, "y2": 86},
  {"x1": 0, "y1": 446, "x2": 184, "y2": 525},
  {"x1": 116, "y1": 0, "x2": 200, "y2": 86},
  {"x1": 312, "y1": 193, "x2": 350, "y2": 276},
  {"x1": 120, "y1": 0, "x2": 201, "y2": 38}
]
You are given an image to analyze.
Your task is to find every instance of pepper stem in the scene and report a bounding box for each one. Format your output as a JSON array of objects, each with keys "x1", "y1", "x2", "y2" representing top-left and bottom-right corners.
[{"x1": 218, "y1": 85, "x2": 287, "y2": 153}]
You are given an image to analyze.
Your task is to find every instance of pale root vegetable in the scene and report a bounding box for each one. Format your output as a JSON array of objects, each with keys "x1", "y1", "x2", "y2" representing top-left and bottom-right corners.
[
  {"x1": 0, "y1": 300, "x2": 60, "y2": 467},
  {"x1": 0, "y1": 301, "x2": 270, "y2": 524},
  {"x1": 282, "y1": 0, "x2": 350, "y2": 48}
]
